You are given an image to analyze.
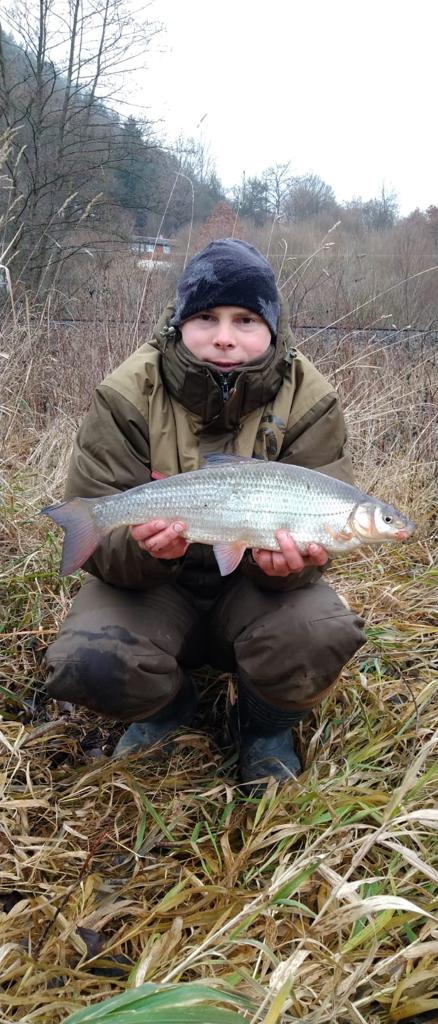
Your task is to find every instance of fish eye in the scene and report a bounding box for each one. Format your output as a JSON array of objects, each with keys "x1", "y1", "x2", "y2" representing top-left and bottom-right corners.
[{"x1": 383, "y1": 514, "x2": 393, "y2": 524}]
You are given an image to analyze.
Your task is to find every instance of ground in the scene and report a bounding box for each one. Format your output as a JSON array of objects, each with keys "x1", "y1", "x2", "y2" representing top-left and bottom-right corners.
[{"x1": 1, "y1": 334, "x2": 437, "y2": 1023}]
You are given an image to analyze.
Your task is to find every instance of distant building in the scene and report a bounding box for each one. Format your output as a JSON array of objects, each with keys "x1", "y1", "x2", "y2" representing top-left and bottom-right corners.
[{"x1": 131, "y1": 235, "x2": 174, "y2": 268}]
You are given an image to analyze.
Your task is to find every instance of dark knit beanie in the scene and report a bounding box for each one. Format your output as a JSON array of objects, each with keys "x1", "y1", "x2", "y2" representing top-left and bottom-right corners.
[{"x1": 171, "y1": 238, "x2": 280, "y2": 337}]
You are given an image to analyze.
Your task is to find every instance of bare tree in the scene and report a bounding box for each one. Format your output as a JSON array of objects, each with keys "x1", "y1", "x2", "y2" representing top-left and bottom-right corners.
[
  {"x1": 344, "y1": 186, "x2": 399, "y2": 232},
  {"x1": 229, "y1": 164, "x2": 293, "y2": 225},
  {"x1": 158, "y1": 135, "x2": 224, "y2": 232},
  {"x1": 283, "y1": 174, "x2": 337, "y2": 222},
  {"x1": 0, "y1": 0, "x2": 161, "y2": 293},
  {"x1": 263, "y1": 162, "x2": 294, "y2": 217}
]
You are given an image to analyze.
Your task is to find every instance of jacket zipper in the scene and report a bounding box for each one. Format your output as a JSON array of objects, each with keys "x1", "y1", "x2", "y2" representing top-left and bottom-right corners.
[{"x1": 218, "y1": 373, "x2": 231, "y2": 402}]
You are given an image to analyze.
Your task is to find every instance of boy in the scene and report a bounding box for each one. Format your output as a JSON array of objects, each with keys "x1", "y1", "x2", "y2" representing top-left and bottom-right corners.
[{"x1": 44, "y1": 238, "x2": 365, "y2": 784}]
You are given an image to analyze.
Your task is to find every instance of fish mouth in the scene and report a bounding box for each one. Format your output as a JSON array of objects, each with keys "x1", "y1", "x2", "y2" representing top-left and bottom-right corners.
[{"x1": 395, "y1": 526, "x2": 415, "y2": 540}]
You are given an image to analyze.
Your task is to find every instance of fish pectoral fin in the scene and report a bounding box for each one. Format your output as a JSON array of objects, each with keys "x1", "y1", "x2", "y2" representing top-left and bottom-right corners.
[{"x1": 213, "y1": 541, "x2": 247, "y2": 576}]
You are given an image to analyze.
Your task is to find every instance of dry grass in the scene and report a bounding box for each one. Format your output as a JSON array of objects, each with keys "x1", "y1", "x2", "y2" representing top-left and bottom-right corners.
[{"x1": 1, "y1": 319, "x2": 437, "y2": 1023}]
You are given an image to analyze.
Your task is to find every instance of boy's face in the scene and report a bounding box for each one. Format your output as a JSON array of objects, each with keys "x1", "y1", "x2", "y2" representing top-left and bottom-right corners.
[{"x1": 180, "y1": 306, "x2": 271, "y2": 369}]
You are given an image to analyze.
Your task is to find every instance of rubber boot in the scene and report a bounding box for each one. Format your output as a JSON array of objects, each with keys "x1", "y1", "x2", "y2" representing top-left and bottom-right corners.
[
  {"x1": 112, "y1": 674, "x2": 199, "y2": 758},
  {"x1": 238, "y1": 681, "x2": 307, "y2": 786}
]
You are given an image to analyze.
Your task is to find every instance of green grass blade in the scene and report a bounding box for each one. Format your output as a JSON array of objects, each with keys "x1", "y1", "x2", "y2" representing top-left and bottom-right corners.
[{"x1": 63, "y1": 983, "x2": 253, "y2": 1023}]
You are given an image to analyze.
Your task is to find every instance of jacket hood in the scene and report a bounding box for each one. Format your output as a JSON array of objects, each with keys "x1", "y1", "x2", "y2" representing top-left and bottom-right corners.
[{"x1": 152, "y1": 293, "x2": 296, "y2": 432}]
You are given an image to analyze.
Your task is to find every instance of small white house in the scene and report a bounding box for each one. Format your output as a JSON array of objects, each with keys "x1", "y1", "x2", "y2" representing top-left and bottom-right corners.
[{"x1": 131, "y1": 236, "x2": 174, "y2": 268}]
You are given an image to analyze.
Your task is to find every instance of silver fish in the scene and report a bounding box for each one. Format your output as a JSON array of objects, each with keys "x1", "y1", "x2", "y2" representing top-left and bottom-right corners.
[{"x1": 41, "y1": 454, "x2": 416, "y2": 576}]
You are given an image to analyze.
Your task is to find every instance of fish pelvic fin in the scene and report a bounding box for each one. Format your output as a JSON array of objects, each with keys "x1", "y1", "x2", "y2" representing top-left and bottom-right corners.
[
  {"x1": 213, "y1": 541, "x2": 247, "y2": 576},
  {"x1": 40, "y1": 497, "x2": 102, "y2": 575}
]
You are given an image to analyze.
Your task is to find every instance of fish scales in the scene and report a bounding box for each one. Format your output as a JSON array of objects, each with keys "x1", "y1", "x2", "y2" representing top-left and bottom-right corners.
[
  {"x1": 40, "y1": 455, "x2": 416, "y2": 576},
  {"x1": 92, "y1": 461, "x2": 361, "y2": 551}
]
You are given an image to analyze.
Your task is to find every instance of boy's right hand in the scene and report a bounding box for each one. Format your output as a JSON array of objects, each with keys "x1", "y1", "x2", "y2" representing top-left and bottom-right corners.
[{"x1": 130, "y1": 521, "x2": 189, "y2": 560}]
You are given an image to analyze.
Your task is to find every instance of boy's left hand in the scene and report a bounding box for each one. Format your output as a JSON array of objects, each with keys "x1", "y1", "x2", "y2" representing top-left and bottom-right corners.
[{"x1": 252, "y1": 529, "x2": 328, "y2": 577}]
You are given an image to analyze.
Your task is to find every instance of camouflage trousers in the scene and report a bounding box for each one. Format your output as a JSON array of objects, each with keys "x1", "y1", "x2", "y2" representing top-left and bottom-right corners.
[{"x1": 44, "y1": 574, "x2": 365, "y2": 721}]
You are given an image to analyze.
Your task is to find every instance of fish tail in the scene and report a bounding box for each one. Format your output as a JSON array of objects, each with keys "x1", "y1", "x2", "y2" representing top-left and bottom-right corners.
[{"x1": 41, "y1": 497, "x2": 102, "y2": 575}]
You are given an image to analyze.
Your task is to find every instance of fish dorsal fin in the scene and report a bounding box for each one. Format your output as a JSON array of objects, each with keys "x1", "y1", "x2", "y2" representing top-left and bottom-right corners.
[{"x1": 201, "y1": 453, "x2": 262, "y2": 469}]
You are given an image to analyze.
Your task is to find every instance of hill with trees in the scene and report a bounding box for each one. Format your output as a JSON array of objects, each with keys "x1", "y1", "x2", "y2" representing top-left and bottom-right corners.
[{"x1": 1, "y1": 2, "x2": 438, "y2": 328}]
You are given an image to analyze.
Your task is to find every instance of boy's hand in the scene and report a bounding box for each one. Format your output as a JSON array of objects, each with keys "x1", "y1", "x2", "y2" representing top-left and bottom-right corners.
[
  {"x1": 252, "y1": 529, "x2": 328, "y2": 577},
  {"x1": 130, "y1": 521, "x2": 189, "y2": 560}
]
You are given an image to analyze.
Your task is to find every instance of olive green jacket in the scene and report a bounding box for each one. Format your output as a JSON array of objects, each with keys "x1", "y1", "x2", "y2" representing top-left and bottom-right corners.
[{"x1": 65, "y1": 299, "x2": 354, "y2": 594}]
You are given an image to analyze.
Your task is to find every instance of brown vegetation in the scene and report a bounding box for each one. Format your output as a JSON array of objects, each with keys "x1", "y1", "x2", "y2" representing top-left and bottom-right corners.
[
  {"x1": 1, "y1": 251, "x2": 437, "y2": 1021},
  {"x1": 1, "y1": 18, "x2": 438, "y2": 1007}
]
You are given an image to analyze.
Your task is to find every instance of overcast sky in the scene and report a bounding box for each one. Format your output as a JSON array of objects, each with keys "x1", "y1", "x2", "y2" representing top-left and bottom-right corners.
[{"x1": 139, "y1": 0, "x2": 437, "y2": 216}]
